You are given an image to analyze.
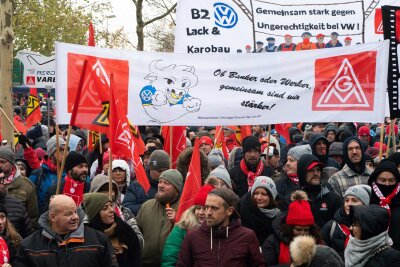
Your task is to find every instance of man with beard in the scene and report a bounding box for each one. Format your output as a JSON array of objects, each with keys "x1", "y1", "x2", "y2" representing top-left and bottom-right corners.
[
  {"x1": 309, "y1": 134, "x2": 340, "y2": 169},
  {"x1": 0, "y1": 146, "x2": 38, "y2": 225},
  {"x1": 229, "y1": 136, "x2": 273, "y2": 198},
  {"x1": 137, "y1": 169, "x2": 183, "y2": 267},
  {"x1": 297, "y1": 154, "x2": 342, "y2": 227},
  {"x1": 177, "y1": 188, "x2": 265, "y2": 266},
  {"x1": 329, "y1": 137, "x2": 371, "y2": 198},
  {"x1": 368, "y1": 159, "x2": 400, "y2": 249},
  {"x1": 44, "y1": 151, "x2": 90, "y2": 210}
]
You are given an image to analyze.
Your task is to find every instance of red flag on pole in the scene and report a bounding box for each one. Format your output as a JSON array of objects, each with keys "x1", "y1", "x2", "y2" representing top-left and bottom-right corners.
[
  {"x1": 13, "y1": 118, "x2": 27, "y2": 135},
  {"x1": 88, "y1": 22, "x2": 96, "y2": 47},
  {"x1": 175, "y1": 137, "x2": 202, "y2": 222},
  {"x1": 162, "y1": 126, "x2": 186, "y2": 168},
  {"x1": 109, "y1": 73, "x2": 150, "y2": 192},
  {"x1": 25, "y1": 88, "x2": 42, "y2": 128},
  {"x1": 274, "y1": 123, "x2": 292, "y2": 144},
  {"x1": 214, "y1": 126, "x2": 229, "y2": 160}
]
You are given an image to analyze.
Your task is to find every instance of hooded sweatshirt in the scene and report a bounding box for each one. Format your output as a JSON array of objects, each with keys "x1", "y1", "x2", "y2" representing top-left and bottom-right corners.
[{"x1": 309, "y1": 134, "x2": 340, "y2": 168}]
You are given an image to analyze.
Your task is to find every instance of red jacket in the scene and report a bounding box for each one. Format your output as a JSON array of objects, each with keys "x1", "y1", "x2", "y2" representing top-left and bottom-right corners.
[{"x1": 177, "y1": 219, "x2": 266, "y2": 267}]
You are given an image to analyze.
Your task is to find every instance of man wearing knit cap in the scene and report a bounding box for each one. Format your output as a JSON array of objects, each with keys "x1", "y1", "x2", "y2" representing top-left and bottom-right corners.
[
  {"x1": 123, "y1": 149, "x2": 171, "y2": 215},
  {"x1": 137, "y1": 169, "x2": 183, "y2": 267},
  {"x1": 207, "y1": 165, "x2": 232, "y2": 189},
  {"x1": 229, "y1": 135, "x2": 273, "y2": 198},
  {"x1": 328, "y1": 136, "x2": 371, "y2": 199},
  {"x1": 0, "y1": 146, "x2": 38, "y2": 225},
  {"x1": 29, "y1": 135, "x2": 67, "y2": 214},
  {"x1": 297, "y1": 154, "x2": 342, "y2": 227},
  {"x1": 274, "y1": 144, "x2": 312, "y2": 204},
  {"x1": 44, "y1": 151, "x2": 90, "y2": 210},
  {"x1": 177, "y1": 187, "x2": 265, "y2": 266},
  {"x1": 277, "y1": 34, "x2": 296, "y2": 51},
  {"x1": 199, "y1": 136, "x2": 213, "y2": 155},
  {"x1": 358, "y1": 125, "x2": 372, "y2": 147}
]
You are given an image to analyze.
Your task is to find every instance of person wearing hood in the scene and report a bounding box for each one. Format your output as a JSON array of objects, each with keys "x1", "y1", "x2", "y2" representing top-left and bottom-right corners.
[
  {"x1": 324, "y1": 124, "x2": 337, "y2": 144},
  {"x1": 29, "y1": 135, "x2": 67, "y2": 214},
  {"x1": 13, "y1": 195, "x2": 118, "y2": 267},
  {"x1": 240, "y1": 176, "x2": 281, "y2": 244},
  {"x1": 322, "y1": 184, "x2": 371, "y2": 258},
  {"x1": 274, "y1": 144, "x2": 312, "y2": 208},
  {"x1": 368, "y1": 159, "x2": 400, "y2": 249},
  {"x1": 358, "y1": 125, "x2": 373, "y2": 148},
  {"x1": 309, "y1": 134, "x2": 341, "y2": 169},
  {"x1": 26, "y1": 125, "x2": 47, "y2": 150},
  {"x1": 111, "y1": 159, "x2": 130, "y2": 204},
  {"x1": 297, "y1": 154, "x2": 342, "y2": 227},
  {"x1": 123, "y1": 149, "x2": 170, "y2": 216},
  {"x1": 137, "y1": 169, "x2": 183, "y2": 267},
  {"x1": 329, "y1": 137, "x2": 371, "y2": 198},
  {"x1": 262, "y1": 190, "x2": 322, "y2": 266},
  {"x1": 344, "y1": 204, "x2": 400, "y2": 267},
  {"x1": 329, "y1": 142, "x2": 344, "y2": 167},
  {"x1": 83, "y1": 193, "x2": 141, "y2": 267},
  {"x1": 162, "y1": 184, "x2": 214, "y2": 267},
  {"x1": 89, "y1": 174, "x2": 144, "y2": 249},
  {"x1": 288, "y1": 127, "x2": 302, "y2": 146},
  {"x1": 68, "y1": 134, "x2": 84, "y2": 154},
  {"x1": 0, "y1": 147, "x2": 38, "y2": 226},
  {"x1": 177, "y1": 187, "x2": 265, "y2": 266},
  {"x1": 229, "y1": 136, "x2": 273, "y2": 198}
]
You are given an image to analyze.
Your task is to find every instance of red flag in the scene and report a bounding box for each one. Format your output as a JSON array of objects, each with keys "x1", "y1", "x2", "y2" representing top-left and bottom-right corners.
[
  {"x1": 129, "y1": 122, "x2": 145, "y2": 156},
  {"x1": 175, "y1": 138, "x2": 201, "y2": 222},
  {"x1": 25, "y1": 88, "x2": 42, "y2": 128},
  {"x1": 162, "y1": 126, "x2": 186, "y2": 168},
  {"x1": 14, "y1": 118, "x2": 27, "y2": 135},
  {"x1": 274, "y1": 123, "x2": 292, "y2": 144},
  {"x1": 88, "y1": 22, "x2": 96, "y2": 47},
  {"x1": 396, "y1": 10, "x2": 400, "y2": 42},
  {"x1": 214, "y1": 126, "x2": 229, "y2": 160},
  {"x1": 109, "y1": 73, "x2": 150, "y2": 192}
]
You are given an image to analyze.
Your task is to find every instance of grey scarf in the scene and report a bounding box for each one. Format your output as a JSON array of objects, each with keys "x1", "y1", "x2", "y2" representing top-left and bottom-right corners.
[
  {"x1": 344, "y1": 230, "x2": 393, "y2": 267},
  {"x1": 259, "y1": 207, "x2": 279, "y2": 219}
]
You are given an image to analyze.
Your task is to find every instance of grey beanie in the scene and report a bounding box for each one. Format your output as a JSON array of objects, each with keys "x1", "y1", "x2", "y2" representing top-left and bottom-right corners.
[
  {"x1": 159, "y1": 169, "x2": 183, "y2": 193},
  {"x1": 90, "y1": 174, "x2": 118, "y2": 193},
  {"x1": 208, "y1": 154, "x2": 223, "y2": 168},
  {"x1": 208, "y1": 165, "x2": 232, "y2": 189},
  {"x1": 148, "y1": 150, "x2": 171, "y2": 170},
  {"x1": 0, "y1": 146, "x2": 15, "y2": 164},
  {"x1": 251, "y1": 176, "x2": 277, "y2": 200},
  {"x1": 344, "y1": 184, "x2": 371, "y2": 205},
  {"x1": 287, "y1": 145, "x2": 312, "y2": 160},
  {"x1": 329, "y1": 142, "x2": 343, "y2": 156},
  {"x1": 46, "y1": 135, "x2": 66, "y2": 156}
]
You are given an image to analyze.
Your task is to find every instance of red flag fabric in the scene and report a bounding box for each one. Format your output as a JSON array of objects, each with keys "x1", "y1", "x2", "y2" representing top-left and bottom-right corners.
[
  {"x1": 129, "y1": 122, "x2": 145, "y2": 156},
  {"x1": 88, "y1": 130, "x2": 100, "y2": 151},
  {"x1": 175, "y1": 138, "x2": 202, "y2": 222},
  {"x1": 162, "y1": 126, "x2": 186, "y2": 168},
  {"x1": 274, "y1": 123, "x2": 292, "y2": 144},
  {"x1": 109, "y1": 73, "x2": 150, "y2": 192},
  {"x1": 14, "y1": 118, "x2": 27, "y2": 135},
  {"x1": 25, "y1": 88, "x2": 42, "y2": 128},
  {"x1": 88, "y1": 22, "x2": 96, "y2": 47},
  {"x1": 396, "y1": 10, "x2": 400, "y2": 42},
  {"x1": 214, "y1": 126, "x2": 229, "y2": 160}
]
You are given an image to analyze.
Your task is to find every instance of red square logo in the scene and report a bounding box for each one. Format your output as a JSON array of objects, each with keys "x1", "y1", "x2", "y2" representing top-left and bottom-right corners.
[
  {"x1": 26, "y1": 76, "x2": 36, "y2": 85},
  {"x1": 312, "y1": 51, "x2": 376, "y2": 111},
  {"x1": 375, "y1": 8, "x2": 383, "y2": 34}
]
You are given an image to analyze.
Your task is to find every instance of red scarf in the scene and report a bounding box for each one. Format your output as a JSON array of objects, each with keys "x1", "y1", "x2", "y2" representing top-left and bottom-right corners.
[
  {"x1": 338, "y1": 223, "x2": 350, "y2": 248},
  {"x1": 287, "y1": 173, "x2": 299, "y2": 185},
  {"x1": 372, "y1": 182, "x2": 400, "y2": 210},
  {"x1": 3, "y1": 166, "x2": 17, "y2": 185},
  {"x1": 44, "y1": 158, "x2": 58, "y2": 173},
  {"x1": 63, "y1": 175, "x2": 85, "y2": 206},
  {"x1": 278, "y1": 241, "x2": 291, "y2": 264},
  {"x1": 240, "y1": 159, "x2": 264, "y2": 190},
  {"x1": 0, "y1": 236, "x2": 9, "y2": 264}
]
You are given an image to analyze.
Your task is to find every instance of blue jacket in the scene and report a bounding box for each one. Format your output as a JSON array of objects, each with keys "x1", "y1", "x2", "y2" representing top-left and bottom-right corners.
[
  {"x1": 29, "y1": 164, "x2": 66, "y2": 214},
  {"x1": 123, "y1": 169, "x2": 158, "y2": 216}
]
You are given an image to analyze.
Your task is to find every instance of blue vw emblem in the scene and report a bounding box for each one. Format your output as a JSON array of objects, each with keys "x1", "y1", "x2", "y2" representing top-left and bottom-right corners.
[{"x1": 214, "y1": 3, "x2": 238, "y2": 29}]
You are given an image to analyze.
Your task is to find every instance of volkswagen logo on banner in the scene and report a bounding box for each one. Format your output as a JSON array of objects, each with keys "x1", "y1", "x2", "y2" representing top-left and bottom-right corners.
[{"x1": 213, "y1": 3, "x2": 238, "y2": 29}]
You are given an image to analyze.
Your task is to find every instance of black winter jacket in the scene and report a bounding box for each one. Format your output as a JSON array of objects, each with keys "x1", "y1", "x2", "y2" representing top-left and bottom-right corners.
[
  {"x1": 309, "y1": 134, "x2": 341, "y2": 169},
  {"x1": 0, "y1": 195, "x2": 32, "y2": 238},
  {"x1": 273, "y1": 172, "x2": 301, "y2": 211},
  {"x1": 365, "y1": 247, "x2": 400, "y2": 267}
]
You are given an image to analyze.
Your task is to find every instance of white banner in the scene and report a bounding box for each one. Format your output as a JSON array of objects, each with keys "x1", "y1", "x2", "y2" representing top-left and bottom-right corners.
[
  {"x1": 16, "y1": 50, "x2": 55, "y2": 88},
  {"x1": 174, "y1": 0, "x2": 395, "y2": 54},
  {"x1": 56, "y1": 41, "x2": 388, "y2": 126}
]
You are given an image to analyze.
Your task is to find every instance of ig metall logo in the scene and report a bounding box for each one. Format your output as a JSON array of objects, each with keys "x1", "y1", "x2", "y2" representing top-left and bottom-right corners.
[{"x1": 213, "y1": 3, "x2": 238, "y2": 29}]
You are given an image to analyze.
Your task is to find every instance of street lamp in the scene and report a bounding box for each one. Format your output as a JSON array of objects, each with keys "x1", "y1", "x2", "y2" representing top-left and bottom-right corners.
[{"x1": 106, "y1": 14, "x2": 116, "y2": 47}]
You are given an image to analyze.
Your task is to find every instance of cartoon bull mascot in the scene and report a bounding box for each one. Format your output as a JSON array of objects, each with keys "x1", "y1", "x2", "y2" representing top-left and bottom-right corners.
[{"x1": 139, "y1": 60, "x2": 201, "y2": 123}]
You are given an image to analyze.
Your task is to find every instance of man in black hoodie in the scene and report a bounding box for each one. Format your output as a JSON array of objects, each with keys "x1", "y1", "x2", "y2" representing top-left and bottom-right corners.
[
  {"x1": 309, "y1": 134, "x2": 340, "y2": 169},
  {"x1": 297, "y1": 154, "x2": 342, "y2": 227},
  {"x1": 328, "y1": 136, "x2": 371, "y2": 198}
]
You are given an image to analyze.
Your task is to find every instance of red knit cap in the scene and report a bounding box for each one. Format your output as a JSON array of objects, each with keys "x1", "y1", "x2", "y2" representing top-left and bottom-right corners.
[
  {"x1": 286, "y1": 200, "x2": 314, "y2": 226},
  {"x1": 193, "y1": 184, "x2": 214, "y2": 206},
  {"x1": 358, "y1": 126, "x2": 370, "y2": 136},
  {"x1": 200, "y1": 136, "x2": 213, "y2": 147}
]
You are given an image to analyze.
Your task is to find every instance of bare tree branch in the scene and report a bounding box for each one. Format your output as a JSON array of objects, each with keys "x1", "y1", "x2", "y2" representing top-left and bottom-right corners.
[{"x1": 144, "y1": 2, "x2": 176, "y2": 26}]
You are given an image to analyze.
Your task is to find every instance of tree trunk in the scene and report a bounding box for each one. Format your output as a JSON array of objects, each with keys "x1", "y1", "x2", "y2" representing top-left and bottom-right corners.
[
  {"x1": 136, "y1": 0, "x2": 145, "y2": 51},
  {"x1": 0, "y1": 0, "x2": 14, "y2": 145}
]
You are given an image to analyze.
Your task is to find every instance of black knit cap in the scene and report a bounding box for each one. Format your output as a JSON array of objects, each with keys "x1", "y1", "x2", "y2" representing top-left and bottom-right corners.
[
  {"x1": 64, "y1": 151, "x2": 88, "y2": 172},
  {"x1": 242, "y1": 136, "x2": 261, "y2": 154},
  {"x1": 368, "y1": 159, "x2": 400, "y2": 185},
  {"x1": 0, "y1": 205, "x2": 7, "y2": 216}
]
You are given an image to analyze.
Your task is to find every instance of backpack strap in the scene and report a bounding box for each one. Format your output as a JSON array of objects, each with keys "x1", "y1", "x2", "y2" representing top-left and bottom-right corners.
[
  {"x1": 31, "y1": 167, "x2": 44, "y2": 190},
  {"x1": 330, "y1": 220, "x2": 337, "y2": 240}
]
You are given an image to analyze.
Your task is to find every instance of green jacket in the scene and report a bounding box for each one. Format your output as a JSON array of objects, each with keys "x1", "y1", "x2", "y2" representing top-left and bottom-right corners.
[
  {"x1": 7, "y1": 174, "x2": 38, "y2": 226},
  {"x1": 137, "y1": 199, "x2": 179, "y2": 267},
  {"x1": 161, "y1": 225, "x2": 187, "y2": 267}
]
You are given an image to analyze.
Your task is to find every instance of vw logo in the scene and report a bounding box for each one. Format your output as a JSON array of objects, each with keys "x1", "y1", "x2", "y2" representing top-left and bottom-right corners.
[
  {"x1": 214, "y1": 3, "x2": 238, "y2": 29},
  {"x1": 141, "y1": 89, "x2": 153, "y2": 101}
]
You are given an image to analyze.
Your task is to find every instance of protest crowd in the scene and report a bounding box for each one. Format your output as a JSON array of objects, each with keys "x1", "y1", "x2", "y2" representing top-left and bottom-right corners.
[{"x1": 0, "y1": 94, "x2": 398, "y2": 267}]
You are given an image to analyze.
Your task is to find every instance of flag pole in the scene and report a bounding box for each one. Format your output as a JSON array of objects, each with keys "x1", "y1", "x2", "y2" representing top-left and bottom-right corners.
[
  {"x1": 378, "y1": 122, "x2": 385, "y2": 161},
  {"x1": 266, "y1": 124, "x2": 272, "y2": 154},
  {"x1": 169, "y1": 126, "x2": 173, "y2": 167},
  {"x1": 0, "y1": 106, "x2": 20, "y2": 135},
  {"x1": 214, "y1": 126, "x2": 223, "y2": 147},
  {"x1": 386, "y1": 120, "x2": 393, "y2": 158},
  {"x1": 55, "y1": 125, "x2": 60, "y2": 179},
  {"x1": 108, "y1": 149, "x2": 113, "y2": 198},
  {"x1": 392, "y1": 119, "x2": 397, "y2": 154}
]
